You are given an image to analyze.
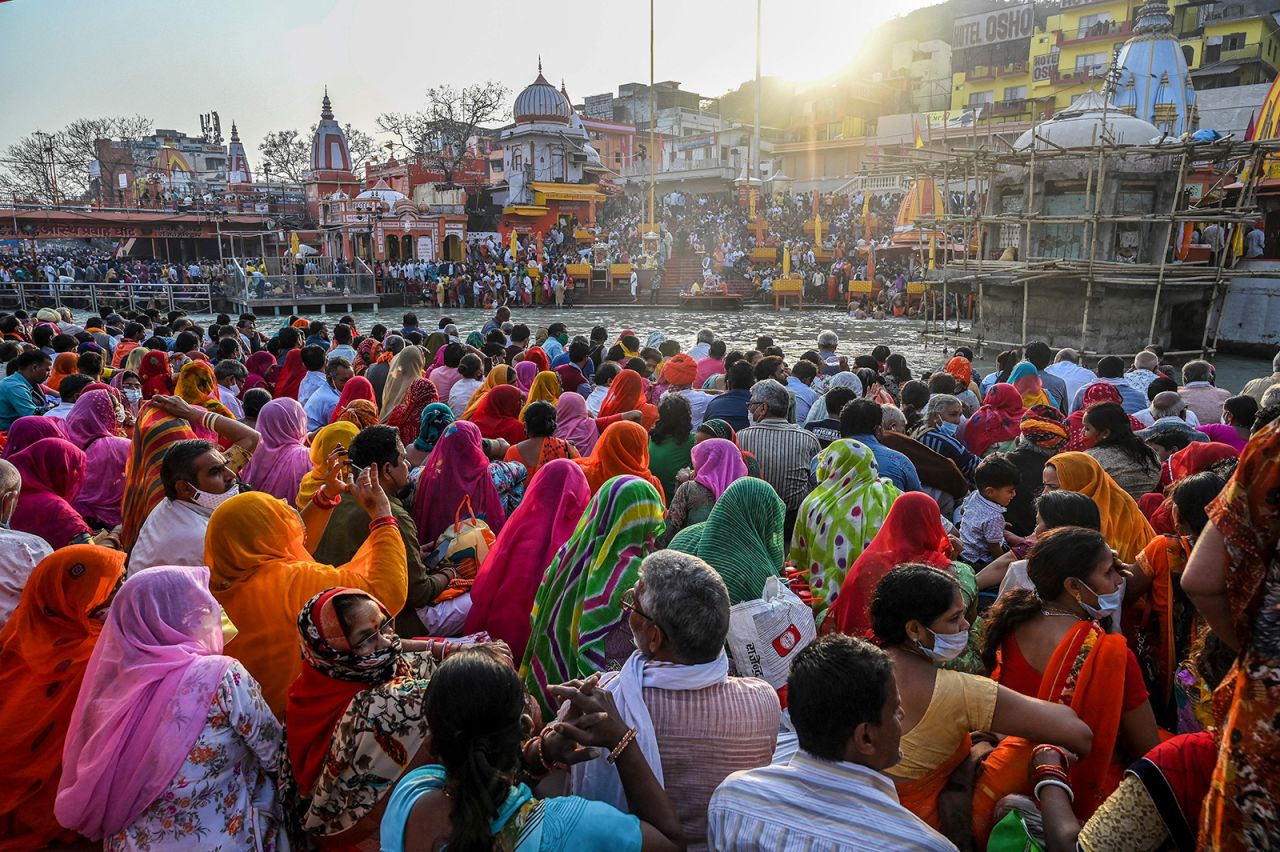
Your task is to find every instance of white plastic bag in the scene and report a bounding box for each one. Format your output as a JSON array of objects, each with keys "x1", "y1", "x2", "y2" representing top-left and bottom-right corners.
[{"x1": 725, "y1": 576, "x2": 817, "y2": 689}]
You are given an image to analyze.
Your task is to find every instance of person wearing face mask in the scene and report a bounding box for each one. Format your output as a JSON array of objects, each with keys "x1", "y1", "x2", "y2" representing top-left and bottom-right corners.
[
  {"x1": 312, "y1": 425, "x2": 443, "y2": 638},
  {"x1": 213, "y1": 358, "x2": 247, "y2": 418},
  {"x1": 571, "y1": 551, "x2": 780, "y2": 847},
  {"x1": 0, "y1": 458, "x2": 53, "y2": 628},
  {"x1": 974, "y1": 526, "x2": 1161, "y2": 840},
  {"x1": 915, "y1": 393, "x2": 981, "y2": 483},
  {"x1": 541, "y1": 321, "x2": 569, "y2": 361},
  {"x1": 871, "y1": 564, "x2": 1092, "y2": 845}
]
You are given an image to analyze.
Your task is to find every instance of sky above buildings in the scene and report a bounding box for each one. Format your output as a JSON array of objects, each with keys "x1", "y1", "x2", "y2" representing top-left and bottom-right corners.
[{"x1": 0, "y1": 0, "x2": 939, "y2": 157}]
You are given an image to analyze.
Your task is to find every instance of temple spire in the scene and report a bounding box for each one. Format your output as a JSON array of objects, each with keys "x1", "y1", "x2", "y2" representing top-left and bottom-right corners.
[{"x1": 321, "y1": 86, "x2": 334, "y2": 120}]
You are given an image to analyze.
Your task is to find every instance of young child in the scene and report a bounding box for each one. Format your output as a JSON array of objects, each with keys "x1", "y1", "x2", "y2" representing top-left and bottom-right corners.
[{"x1": 959, "y1": 453, "x2": 1026, "y2": 568}]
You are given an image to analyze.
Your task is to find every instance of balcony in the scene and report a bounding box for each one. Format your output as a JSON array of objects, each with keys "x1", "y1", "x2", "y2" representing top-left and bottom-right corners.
[
  {"x1": 1057, "y1": 19, "x2": 1132, "y2": 45},
  {"x1": 992, "y1": 98, "x2": 1030, "y2": 116},
  {"x1": 1053, "y1": 63, "x2": 1111, "y2": 85},
  {"x1": 620, "y1": 158, "x2": 739, "y2": 182},
  {"x1": 1201, "y1": 42, "x2": 1264, "y2": 64},
  {"x1": 965, "y1": 61, "x2": 1029, "y2": 81}
]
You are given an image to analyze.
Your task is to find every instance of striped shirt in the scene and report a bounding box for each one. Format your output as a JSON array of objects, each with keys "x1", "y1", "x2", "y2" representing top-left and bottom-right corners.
[
  {"x1": 917, "y1": 427, "x2": 980, "y2": 479},
  {"x1": 738, "y1": 419, "x2": 821, "y2": 513},
  {"x1": 707, "y1": 751, "x2": 956, "y2": 851}
]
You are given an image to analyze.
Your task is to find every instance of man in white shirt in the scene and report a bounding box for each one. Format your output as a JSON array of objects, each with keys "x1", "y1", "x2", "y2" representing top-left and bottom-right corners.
[
  {"x1": 661, "y1": 354, "x2": 712, "y2": 427},
  {"x1": 214, "y1": 360, "x2": 247, "y2": 419},
  {"x1": 688, "y1": 329, "x2": 715, "y2": 362},
  {"x1": 0, "y1": 459, "x2": 54, "y2": 628},
  {"x1": 296, "y1": 345, "x2": 329, "y2": 408},
  {"x1": 587, "y1": 362, "x2": 619, "y2": 417},
  {"x1": 1245, "y1": 223, "x2": 1266, "y2": 258},
  {"x1": 1045, "y1": 348, "x2": 1097, "y2": 412},
  {"x1": 708, "y1": 634, "x2": 955, "y2": 851},
  {"x1": 44, "y1": 374, "x2": 93, "y2": 420}
]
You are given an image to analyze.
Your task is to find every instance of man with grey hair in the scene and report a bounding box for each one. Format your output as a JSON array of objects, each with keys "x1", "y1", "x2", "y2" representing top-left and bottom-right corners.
[
  {"x1": 1125, "y1": 350, "x2": 1162, "y2": 396},
  {"x1": 0, "y1": 458, "x2": 54, "y2": 628},
  {"x1": 1179, "y1": 359, "x2": 1231, "y2": 424},
  {"x1": 816, "y1": 329, "x2": 845, "y2": 375},
  {"x1": 739, "y1": 379, "x2": 821, "y2": 540},
  {"x1": 1241, "y1": 350, "x2": 1280, "y2": 403},
  {"x1": 572, "y1": 551, "x2": 780, "y2": 847},
  {"x1": 688, "y1": 328, "x2": 715, "y2": 361},
  {"x1": 1045, "y1": 347, "x2": 1097, "y2": 411}
]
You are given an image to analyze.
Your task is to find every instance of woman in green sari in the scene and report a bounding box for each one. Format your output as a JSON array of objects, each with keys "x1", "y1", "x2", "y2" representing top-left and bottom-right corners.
[
  {"x1": 788, "y1": 439, "x2": 900, "y2": 617},
  {"x1": 668, "y1": 476, "x2": 786, "y2": 605},
  {"x1": 519, "y1": 474, "x2": 665, "y2": 715}
]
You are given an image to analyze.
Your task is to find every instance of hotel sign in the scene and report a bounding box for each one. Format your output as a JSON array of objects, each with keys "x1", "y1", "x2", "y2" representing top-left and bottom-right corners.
[
  {"x1": 952, "y1": 3, "x2": 1035, "y2": 48},
  {"x1": 1033, "y1": 50, "x2": 1059, "y2": 83}
]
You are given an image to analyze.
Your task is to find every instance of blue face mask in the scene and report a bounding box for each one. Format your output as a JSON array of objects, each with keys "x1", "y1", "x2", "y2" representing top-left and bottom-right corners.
[
  {"x1": 937, "y1": 420, "x2": 959, "y2": 437},
  {"x1": 1079, "y1": 579, "x2": 1125, "y2": 620}
]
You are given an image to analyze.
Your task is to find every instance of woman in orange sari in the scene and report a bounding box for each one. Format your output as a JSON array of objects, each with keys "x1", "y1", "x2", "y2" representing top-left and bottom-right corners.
[
  {"x1": 0, "y1": 546, "x2": 126, "y2": 849},
  {"x1": 597, "y1": 368, "x2": 657, "y2": 430},
  {"x1": 504, "y1": 400, "x2": 579, "y2": 479},
  {"x1": 1182, "y1": 421, "x2": 1280, "y2": 848},
  {"x1": 205, "y1": 483, "x2": 408, "y2": 719},
  {"x1": 573, "y1": 420, "x2": 664, "y2": 500},
  {"x1": 46, "y1": 352, "x2": 79, "y2": 393},
  {"x1": 975, "y1": 526, "x2": 1161, "y2": 842},
  {"x1": 871, "y1": 564, "x2": 1090, "y2": 847},
  {"x1": 1043, "y1": 451, "x2": 1154, "y2": 561}
]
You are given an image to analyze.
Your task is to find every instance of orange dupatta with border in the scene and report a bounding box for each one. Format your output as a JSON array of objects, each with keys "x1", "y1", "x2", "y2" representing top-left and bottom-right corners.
[
  {"x1": 894, "y1": 732, "x2": 973, "y2": 830},
  {"x1": 972, "y1": 620, "x2": 1128, "y2": 843}
]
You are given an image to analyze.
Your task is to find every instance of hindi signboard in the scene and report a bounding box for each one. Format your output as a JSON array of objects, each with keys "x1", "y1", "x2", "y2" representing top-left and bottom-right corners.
[{"x1": 952, "y1": 3, "x2": 1034, "y2": 49}]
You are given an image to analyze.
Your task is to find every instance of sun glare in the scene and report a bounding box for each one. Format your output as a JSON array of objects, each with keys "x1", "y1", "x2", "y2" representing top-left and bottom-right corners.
[{"x1": 760, "y1": 0, "x2": 939, "y2": 83}]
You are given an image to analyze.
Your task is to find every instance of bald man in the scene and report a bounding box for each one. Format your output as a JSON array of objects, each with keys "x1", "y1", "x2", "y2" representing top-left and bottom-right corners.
[
  {"x1": 1125, "y1": 350, "x2": 1162, "y2": 396},
  {"x1": 0, "y1": 459, "x2": 54, "y2": 628}
]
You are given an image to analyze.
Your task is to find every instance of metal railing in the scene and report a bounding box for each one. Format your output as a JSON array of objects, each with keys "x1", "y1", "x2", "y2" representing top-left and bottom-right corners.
[
  {"x1": 0, "y1": 280, "x2": 215, "y2": 313},
  {"x1": 620, "y1": 159, "x2": 739, "y2": 178}
]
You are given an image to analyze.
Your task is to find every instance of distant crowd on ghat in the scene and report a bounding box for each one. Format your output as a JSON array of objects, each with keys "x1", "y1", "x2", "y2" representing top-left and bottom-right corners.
[{"x1": 0, "y1": 298, "x2": 1279, "y2": 851}]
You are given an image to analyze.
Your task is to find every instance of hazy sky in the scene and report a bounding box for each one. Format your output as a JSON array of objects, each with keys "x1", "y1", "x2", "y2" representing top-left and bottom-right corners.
[{"x1": 0, "y1": 0, "x2": 938, "y2": 158}]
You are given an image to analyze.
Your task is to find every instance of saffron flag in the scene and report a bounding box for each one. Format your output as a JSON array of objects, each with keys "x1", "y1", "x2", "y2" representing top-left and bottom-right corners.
[{"x1": 914, "y1": 116, "x2": 925, "y2": 149}]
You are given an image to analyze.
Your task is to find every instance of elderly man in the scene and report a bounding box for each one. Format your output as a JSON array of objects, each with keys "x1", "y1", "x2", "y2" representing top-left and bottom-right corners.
[
  {"x1": 1124, "y1": 350, "x2": 1162, "y2": 396},
  {"x1": 1134, "y1": 388, "x2": 1198, "y2": 428},
  {"x1": 738, "y1": 379, "x2": 821, "y2": 541},
  {"x1": 708, "y1": 634, "x2": 955, "y2": 851},
  {"x1": 1178, "y1": 359, "x2": 1232, "y2": 425},
  {"x1": 816, "y1": 329, "x2": 845, "y2": 375},
  {"x1": 1241, "y1": 351, "x2": 1280, "y2": 403},
  {"x1": 879, "y1": 403, "x2": 968, "y2": 518},
  {"x1": 688, "y1": 328, "x2": 715, "y2": 361},
  {"x1": 917, "y1": 393, "x2": 981, "y2": 481},
  {"x1": 573, "y1": 551, "x2": 780, "y2": 850},
  {"x1": 1045, "y1": 348, "x2": 1097, "y2": 413}
]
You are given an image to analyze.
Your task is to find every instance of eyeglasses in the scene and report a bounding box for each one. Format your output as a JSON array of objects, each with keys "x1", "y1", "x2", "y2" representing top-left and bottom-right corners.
[
  {"x1": 353, "y1": 614, "x2": 395, "y2": 655},
  {"x1": 620, "y1": 586, "x2": 661, "y2": 631}
]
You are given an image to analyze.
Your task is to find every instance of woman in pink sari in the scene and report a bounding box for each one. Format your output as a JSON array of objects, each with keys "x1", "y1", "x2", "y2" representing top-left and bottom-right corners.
[
  {"x1": 64, "y1": 389, "x2": 131, "y2": 528},
  {"x1": 462, "y1": 458, "x2": 591, "y2": 659},
  {"x1": 1, "y1": 416, "x2": 65, "y2": 458},
  {"x1": 242, "y1": 350, "x2": 278, "y2": 394},
  {"x1": 242, "y1": 398, "x2": 313, "y2": 502},
  {"x1": 555, "y1": 391, "x2": 600, "y2": 456},
  {"x1": 56, "y1": 564, "x2": 286, "y2": 848},
  {"x1": 410, "y1": 420, "x2": 507, "y2": 546},
  {"x1": 9, "y1": 438, "x2": 90, "y2": 549},
  {"x1": 514, "y1": 359, "x2": 539, "y2": 393}
]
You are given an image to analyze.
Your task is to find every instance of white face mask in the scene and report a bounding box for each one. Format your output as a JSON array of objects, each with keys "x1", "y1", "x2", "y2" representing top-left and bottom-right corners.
[
  {"x1": 918, "y1": 627, "x2": 969, "y2": 662},
  {"x1": 189, "y1": 482, "x2": 239, "y2": 514},
  {"x1": 1079, "y1": 578, "x2": 1125, "y2": 621}
]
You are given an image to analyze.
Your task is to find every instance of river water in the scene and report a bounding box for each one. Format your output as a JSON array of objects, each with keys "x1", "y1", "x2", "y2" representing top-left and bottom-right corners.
[{"x1": 194, "y1": 304, "x2": 1270, "y2": 394}]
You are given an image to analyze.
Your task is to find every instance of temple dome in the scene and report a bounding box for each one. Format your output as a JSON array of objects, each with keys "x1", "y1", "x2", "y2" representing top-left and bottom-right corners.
[
  {"x1": 1014, "y1": 91, "x2": 1162, "y2": 150},
  {"x1": 514, "y1": 69, "x2": 571, "y2": 124},
  {"x1": 355, "y1": 178, "x2": 408, "y2": 207}
]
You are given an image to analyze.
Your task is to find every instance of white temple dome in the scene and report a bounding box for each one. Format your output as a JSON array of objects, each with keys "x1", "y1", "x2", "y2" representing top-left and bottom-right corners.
[
  {"x1": 355, "y1": 178, "x2": 408, "y2": 206},
  {"x1": 1014, "y1": 90, "x2": 1162, "y2": 150},
  {"x1": 514, "y1": 71, "x2": 571, "y2": 124}
]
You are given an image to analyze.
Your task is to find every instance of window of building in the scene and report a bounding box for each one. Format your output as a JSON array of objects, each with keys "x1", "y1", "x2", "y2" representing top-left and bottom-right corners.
[
  {"x1": 1076, "y1": 13, "x2": 1113, "y2": 39},
  {"x1": 1074, "y1": 53, "x2": 1109, "y2": 76},
  {"x1": 969, "y1": 90, "x2": 994, "y2": 106},
  {"x1": 1222, "y1": 32, "x2": 1245, "y2": 50},
  {"x1": 1003, "y1": 86, "x2": 1027, "y2": 101},
  {"x1": 1039, "y1": 191, "x2": 1088, "y2": 259}
]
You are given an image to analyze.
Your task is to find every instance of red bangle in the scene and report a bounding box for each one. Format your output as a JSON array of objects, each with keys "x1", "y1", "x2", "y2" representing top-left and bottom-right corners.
[
  {"x1": 311, "y1": 488, "x2": 340, "y2": 510},
  {"x1": 368, "y1": 515, "x2": 397, "y2": 532}
]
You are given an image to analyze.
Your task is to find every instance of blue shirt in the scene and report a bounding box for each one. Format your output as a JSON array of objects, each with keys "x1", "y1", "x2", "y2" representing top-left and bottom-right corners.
[
  {"x1": 0, "y1": 372, "x2": 47, "y2": 431},
  {"x1": 703, "y1": 389, "x2": 752, "y2": 432},
  {"x1": 298, "y1": 371, "x2": 328, "y2": 408},
  {"x1": 1070, "y1": 377, "x2": 1148, "y2": 415},
  {"x1": 918, "y1": 427, "x2": 981, "y2": 479},
  {"x1": 786, "y1": 376, "x2": 820, "y2": 424},
  {"x1": 542, "y1": 337, "x2": 566, "y2": 362},
  {"x1": 304, "y1": 382, "x2": 341, "y2": 431},
  {"x1": 847, "y1": 434, "x2": 921, "y2": 493}
]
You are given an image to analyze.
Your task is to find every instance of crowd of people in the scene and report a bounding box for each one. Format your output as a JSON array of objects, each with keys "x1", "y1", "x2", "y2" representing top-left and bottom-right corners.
[{"x1": 0, "y1": 299, "x2": 1277, "y2": 850}]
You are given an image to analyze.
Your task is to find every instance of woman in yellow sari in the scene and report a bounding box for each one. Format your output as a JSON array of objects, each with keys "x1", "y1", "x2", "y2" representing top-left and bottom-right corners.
[
  {"x1": 519, "y1": 370, "x2": 562, "y2": 418},
  {"x1": 206, "y1": 478, "x2": 408, "y2": 719},
  {"x1": 459, "y1": 364, "x2": 515, "y2": 421},
  {"x1": 1043, "y1": 451, "x2": 1155, "y2": 561},
  {"x1": 295, "y1": 421, "x2": 359, "y2": 509}
]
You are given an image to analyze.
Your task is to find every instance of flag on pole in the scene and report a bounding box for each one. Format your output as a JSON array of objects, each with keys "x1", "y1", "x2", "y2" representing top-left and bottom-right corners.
[
  {"x1": 914, "y1": 116, "x2": 925, "y2": 149},
  {"x1": 1244, "y1": 111, "x2": 1256, "y2": 141}
]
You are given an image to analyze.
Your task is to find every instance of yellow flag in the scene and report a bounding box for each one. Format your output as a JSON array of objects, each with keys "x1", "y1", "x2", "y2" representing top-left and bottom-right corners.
[{"x1": 782, "y1": 245, "x2": 791, "y2": 277}]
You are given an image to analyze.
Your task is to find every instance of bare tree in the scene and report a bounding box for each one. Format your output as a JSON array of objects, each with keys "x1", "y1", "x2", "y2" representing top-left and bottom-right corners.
[
  {"x1": 341, "y1": 123, "x2": 376, "y2": 177},
  {"x1": 0, "y1": 115, "x2": 153, "y2": 204},
  {"x1": 257, "y1": 129, "x2": 310, "y2": 183},
  {"x1": 377, "y1": 81, "x2": 510, "y2": 187}
]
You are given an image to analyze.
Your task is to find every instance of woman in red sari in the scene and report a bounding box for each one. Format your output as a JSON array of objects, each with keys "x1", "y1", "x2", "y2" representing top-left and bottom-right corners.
[
  {"x1": 1182, "y1": 421, "x2": 1280, "y2": 848},
  {"x1": 961, "y1": 384, "x2": 1024, "y2": 457},
  {"x1": 975, "y1": 526, "x2": 1161, "y2": 841},
  {"x1": 275, "y1": 349, "x2": 306, "y2": 400},
  {"x1": 1137, "y1": 440, "x2": 1238, "y2": 533},
  {"x1": 598, "y1": 369, "x2": 657, "y2": 430},
  {"x1": 467, "y1": 384, "x2": 527, "y2": 446},
  {"x1": 827, "y1": 492, "x2": 954, "y2": 637},
  {"x1": 328, "y1": 376, "x2": 376, "y2": 425},
  {"x1": 137, "y1": 350, "x2": 174, "y2": 399}
]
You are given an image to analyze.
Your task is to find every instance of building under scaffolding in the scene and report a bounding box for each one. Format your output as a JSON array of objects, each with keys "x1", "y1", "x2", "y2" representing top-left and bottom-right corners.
[{"x1": 874, "y1": 92, "x2": 1280, "y2": 359}]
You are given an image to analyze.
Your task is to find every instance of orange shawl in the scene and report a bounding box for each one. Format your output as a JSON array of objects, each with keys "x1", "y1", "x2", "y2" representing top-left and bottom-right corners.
[
  {"x1": 0, "y1": 546, "x2": 126, "y2": 848},
  {"x1": 974, "y1": 620, "x2": 1128, "y2": 841},
  {"x1": 1048, "y1": 452, "x2": 1155, "y2": 561},
  {"x1": 598, "y1": 369, "x2": 658, "y2": 430},
  {"x1": 573, "y1": 420, "x2": 665, "y2": 501},
  {"x1": 46, "y1": 352, "x2": 79, "y2": 392},
  {"x1": 205, "y1": 492, "x2": 408, "y2": 718},
  {"x1": 895, "y1": 733, "x2": 972, "y2": 830},
  {"x1": 460, "y1": 364, "x2": 515, "y2": 421}
]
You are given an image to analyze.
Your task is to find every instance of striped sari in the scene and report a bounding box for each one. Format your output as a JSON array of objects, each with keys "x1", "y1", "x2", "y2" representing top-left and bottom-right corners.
[
  {"x1": 518, "y1": 475, "x2": 664, "y2": 715},
  {"x1": 118, "y1": 404, "x2": 198, "y2": 551}
]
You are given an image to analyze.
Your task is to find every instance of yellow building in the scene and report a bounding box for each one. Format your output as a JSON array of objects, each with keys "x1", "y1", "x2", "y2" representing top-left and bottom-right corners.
[{"x1": 947, "y1": 0, "x2": 1279, "y2": 123}]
